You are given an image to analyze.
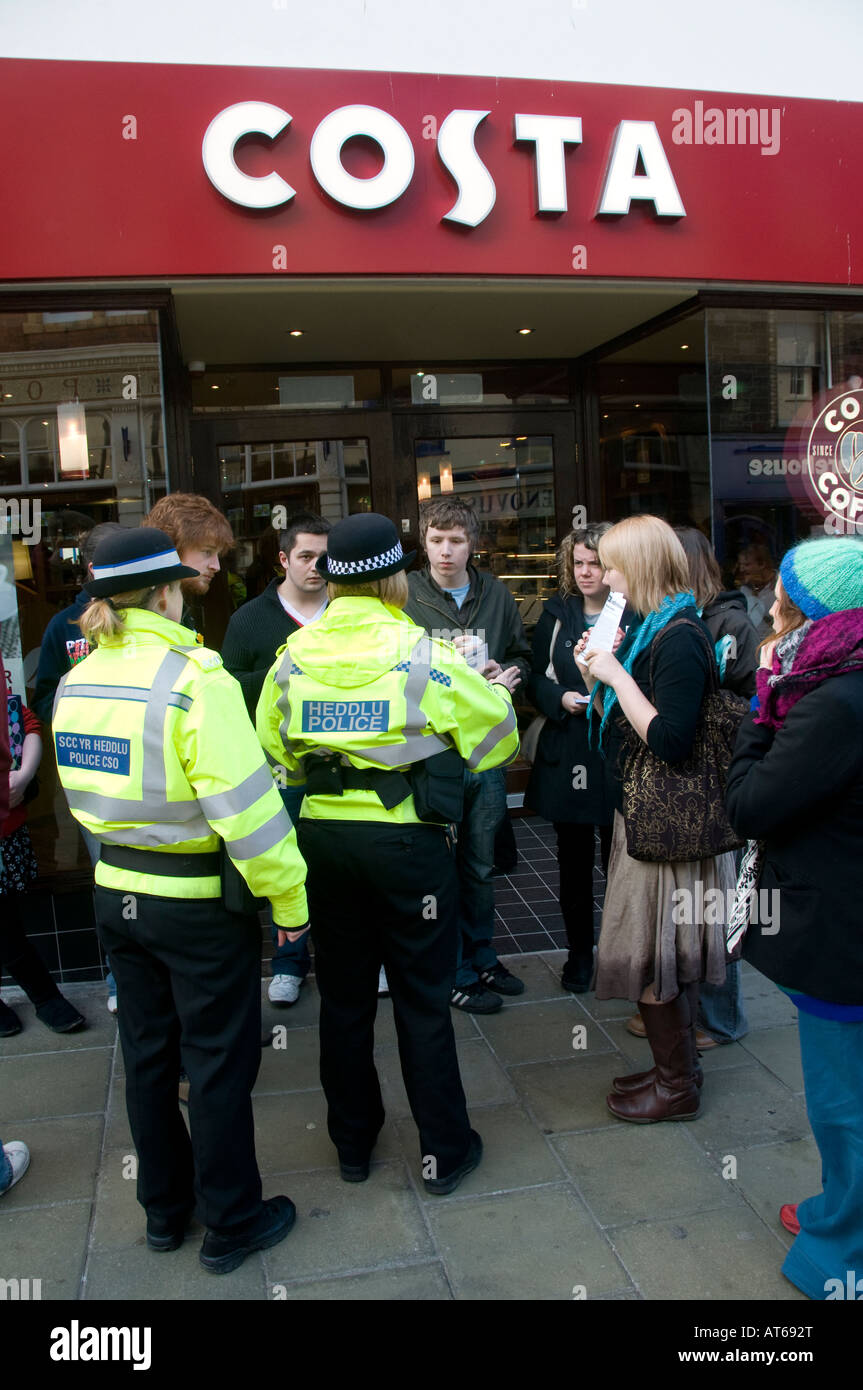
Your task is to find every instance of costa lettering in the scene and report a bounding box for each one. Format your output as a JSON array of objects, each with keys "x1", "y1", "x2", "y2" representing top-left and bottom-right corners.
[{"x1": 202, "y1": 102, "x2": 686, "y2": 224}]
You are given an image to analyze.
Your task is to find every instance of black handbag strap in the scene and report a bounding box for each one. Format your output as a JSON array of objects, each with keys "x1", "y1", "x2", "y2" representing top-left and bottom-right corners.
[{"x1": 646, "y1": 614, "x2": 720, "y2": 703}]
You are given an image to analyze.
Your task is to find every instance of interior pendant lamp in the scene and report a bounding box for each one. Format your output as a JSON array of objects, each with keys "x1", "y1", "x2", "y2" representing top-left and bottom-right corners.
[{"x1": 57, "y1": 400, "x2": 90, "y2": 476}]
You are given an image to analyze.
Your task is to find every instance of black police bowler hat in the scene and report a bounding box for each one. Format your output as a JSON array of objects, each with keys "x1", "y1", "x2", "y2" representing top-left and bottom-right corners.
[
  {"x1": 85, "y1": 527, "x2": 200, "y2": 598},
  {"x1": 316, "y1": 513, "x2": 415, "y2": 582}
]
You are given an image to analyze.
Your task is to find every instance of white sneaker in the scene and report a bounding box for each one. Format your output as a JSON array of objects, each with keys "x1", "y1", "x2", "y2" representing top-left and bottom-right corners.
[
  {"x1": 268, "y1": 975, "x2": 302, "y2": 1006},
  {"x1": 378, "y1": 966, "x2": 390, "y2": 998},
  {"x1": 107, "y1": 994, "x2": 118, "y2": 1015},
  {"x1": 1, "y1": 1142, "x2": 30, "y2": 1194}
]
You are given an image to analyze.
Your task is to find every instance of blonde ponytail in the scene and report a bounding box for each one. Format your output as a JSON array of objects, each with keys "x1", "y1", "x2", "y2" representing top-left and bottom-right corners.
[{"x1": 78, "y1": 586, "x2": 157, "y2": 645}]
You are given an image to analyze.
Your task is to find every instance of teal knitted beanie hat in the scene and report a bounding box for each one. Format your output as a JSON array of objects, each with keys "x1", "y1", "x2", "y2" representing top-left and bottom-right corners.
[{"x1": 779, "y1": 536, "x2": 863, "y2": 619}]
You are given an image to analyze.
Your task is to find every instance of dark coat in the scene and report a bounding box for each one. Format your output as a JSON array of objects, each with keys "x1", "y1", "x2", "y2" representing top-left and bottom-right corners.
[
  {"x1": 725, "y1": 673, "x2": 863, "y2": 1004},
  {"x1": 701, "y1": 590, "x2": 759, "y2": 698},
  {"x1": 32, "y1": 588, "x2": 92, "y2": 723},
  {"x1": 523, "y1": 592, "x2": 615, "y2": 825},
  {"x1": 405, "y1": 565, "x2": 531, "y2": 686}
]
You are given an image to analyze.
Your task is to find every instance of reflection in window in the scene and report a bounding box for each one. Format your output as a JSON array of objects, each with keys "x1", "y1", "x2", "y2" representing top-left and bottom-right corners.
[
  {"x1": 415, "y1": 436, "x2": 556, "y2": 627},
  {"x1": 220, "y1": 439, "x2": 372, "y2": 602}
]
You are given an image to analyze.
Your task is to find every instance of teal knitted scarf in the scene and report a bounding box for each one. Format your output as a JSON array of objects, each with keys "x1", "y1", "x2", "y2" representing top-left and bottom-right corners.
[{"x1": 588, "y1": 590, "x2": 696, "y2": 753}]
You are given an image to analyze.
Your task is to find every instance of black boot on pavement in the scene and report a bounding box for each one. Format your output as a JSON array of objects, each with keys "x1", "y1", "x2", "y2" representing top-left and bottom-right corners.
[{"x1": 199, "y1": 1196, "x2": 296, "y2": 1274}]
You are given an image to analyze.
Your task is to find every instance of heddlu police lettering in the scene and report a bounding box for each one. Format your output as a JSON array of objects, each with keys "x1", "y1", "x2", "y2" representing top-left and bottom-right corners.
[
  {"x1": 56, "y1": 732, "x2": 131, "y2": 774},
  {"x1": 302, "y1": 700, "x2": 389, "y2": 733}
]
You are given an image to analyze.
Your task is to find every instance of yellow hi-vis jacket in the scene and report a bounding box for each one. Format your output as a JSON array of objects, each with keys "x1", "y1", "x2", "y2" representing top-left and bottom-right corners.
[
  {"x1": 53, "y1": 608, "x2": 308, "y2": 928},
  {"x1": 256, "y1": 596, "x2": 520, "y2": 823}
]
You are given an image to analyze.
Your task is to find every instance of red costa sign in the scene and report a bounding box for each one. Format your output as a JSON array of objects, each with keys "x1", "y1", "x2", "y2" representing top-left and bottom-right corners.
[{"x1": 2, "y1": 58, "x2": 862, "y2": 283}]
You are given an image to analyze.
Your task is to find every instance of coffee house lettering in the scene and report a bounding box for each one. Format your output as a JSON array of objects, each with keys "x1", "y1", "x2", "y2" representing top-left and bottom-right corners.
[{"x1": 203, "y1": 103, "x2": 686, "y2": 225}]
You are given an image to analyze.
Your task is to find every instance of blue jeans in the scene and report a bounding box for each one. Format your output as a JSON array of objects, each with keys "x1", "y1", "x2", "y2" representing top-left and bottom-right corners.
[
  {"x1": 783, "y1": 1009, "x2": 863, "y2": 1299},
  {"x1": 454, "y1": 767, "x2": 507, "y2": 989},
  {"x1": 271, "y1": 786, "x2": 311, "y2": 980},
  {"x1": 81, "y1": 824, "x2": 116, "y2": 997},
  {"x1": 698, "y1": 960, "x2": 749, "y2": 1042},
  {"x1": 0, "y1": 1140, "x2": 11, "y2": 1194}
]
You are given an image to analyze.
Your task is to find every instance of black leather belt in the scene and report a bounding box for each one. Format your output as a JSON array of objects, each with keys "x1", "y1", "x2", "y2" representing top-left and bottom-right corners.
[
  {"x1": 99, "y1": 845, "x2": 221, "y2": 878},
  {"x1": 304, "y1": 756, "x2": 412, "y2": 811}
]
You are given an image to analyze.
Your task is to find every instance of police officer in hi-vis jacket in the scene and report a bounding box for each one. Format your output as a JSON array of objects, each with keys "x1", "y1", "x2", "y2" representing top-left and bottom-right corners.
[
  {"x1": 53, "y1": 528, "x2": 308, "y2": 1274},
  {"x1": 256, "y1": 513, "x2": 520, "y2": 1194}
]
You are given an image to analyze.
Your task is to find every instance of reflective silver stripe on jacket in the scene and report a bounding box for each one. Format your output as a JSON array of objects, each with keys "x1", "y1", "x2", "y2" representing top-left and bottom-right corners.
[
  {"x1": 197, "y1": 763, "x2": 275, "y2": 821},
  {"x1": 465, "y1": 703, "x2": 518, "y2": 769},
  {"x1": 98, "y1": 819, "x2": 213, "y2": 848},
  {"x1": 57, "y1": 682, "x2": 193, "y2": 712},
  {"x1": 224, "y1": 809, "x2": 291, "y2": 860}
]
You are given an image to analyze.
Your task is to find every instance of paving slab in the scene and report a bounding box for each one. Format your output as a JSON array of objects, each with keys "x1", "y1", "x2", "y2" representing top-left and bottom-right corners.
[
  {"x1": 732, "y1": 1136, "x2": 823, "y2": 1250},
  {"x1": 552, "y1": 1124, "x2": 738, "y2": 1228},
  {"x1": 251, "y1": 1089, "x2": 397, "y2": 1175},
  {"x1": 0, "y1": 990, "x2": 118, "y2": 1057},
  {"x1": 495, "y1": 952, "x2": 565, "y2": 999},
  {"x1": 397, "y1": 1101, "x2": 564, "y2": 1198},
  {"x1": 83, "y1": 1241, "x2": 268, "y2": 1300},
  {"x1": 254, "y1": 1025, "x2": 322, "y2": 1094},
  {"x1": 687, "y1": 1066, "x2": 811, "y2": 1155},
  {"x1": 103, "y1": 1081, "x2": 134, "y2": 1150},
  {"x1": 740, "y1": 971, "x2": 799, "y2": 1028},
  {"x1": 0, "y1": 1201, "x2": 91, "y2": 1300},
  {"x1": 90, "y1": 1146, "x2": 166, "y2": 1252},
  {"x1": 265, "y1": 1162, "x2": 433, "y2": 1284},
  {"x1": 428, "y1": 1184, "x2": 625, "y2": 1300},
  {"x1": 739, "y1": 1026, "x2": 804, "y2": 1092},
  {"x1": 0, "y1": 1115, "x2": 103, "y2": 1210},
  {"x1": 278, "y1": 1262, "x2": 452, "y2": 1300},
  {"x1": 0, "y1": 1046, "x2": 111, "y2": 1123},
  {"x1": 610, "y1": 1207, "x2": 809, "y2": 1301},
  {"x1": 510, "y1": 1054, "x2": 628, "y2": 1133},
  {"x1": 475, "y1": 998, "x2": 612, "y2": 1066}
]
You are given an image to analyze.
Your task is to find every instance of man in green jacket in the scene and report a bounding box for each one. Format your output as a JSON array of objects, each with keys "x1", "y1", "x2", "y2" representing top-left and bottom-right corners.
[{"x1": 405, "y1": 497, "x2": 530, "y2": 1013}]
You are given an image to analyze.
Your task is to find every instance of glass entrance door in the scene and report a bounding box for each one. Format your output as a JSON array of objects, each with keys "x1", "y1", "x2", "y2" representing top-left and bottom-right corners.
[
  {"x1": 191, "y1": 412, "x2": 392, "y2": 605},
  {"x1": 393, "y1": 411, "x2": 579, "y2": 632}
]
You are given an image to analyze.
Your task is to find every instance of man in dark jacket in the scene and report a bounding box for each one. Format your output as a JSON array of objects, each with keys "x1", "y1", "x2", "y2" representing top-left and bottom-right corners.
[
  {"x1": 222, "y1": 513, "x2": 330, "y2": 717},
  {"x1": 222, "y1": 513, "x2": 330, "y2": 1005},
  {"x1": 405, "y1": 497, "x2": 530, "y2": 1014}
]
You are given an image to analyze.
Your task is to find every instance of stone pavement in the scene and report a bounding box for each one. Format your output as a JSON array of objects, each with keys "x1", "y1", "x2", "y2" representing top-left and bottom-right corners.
[{"x1": 0, "y1": 955, "x2": 817, "y2": 1302}]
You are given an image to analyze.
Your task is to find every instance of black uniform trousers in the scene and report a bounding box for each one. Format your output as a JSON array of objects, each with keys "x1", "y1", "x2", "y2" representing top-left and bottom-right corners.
[
  {"x1": 95, "y1": 886, "x2": 263, "y2": 1232},
  {"x1": 554, "y1": 821, "x2": 613, "y2": 959},
  {"x1": 296, "y1": 819, "x2": 472, "y2": 1178}
]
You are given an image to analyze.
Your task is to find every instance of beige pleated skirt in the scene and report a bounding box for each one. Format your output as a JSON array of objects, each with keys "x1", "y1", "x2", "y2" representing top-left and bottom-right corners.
[{"x1": 594, "y1": 811, "x2": 734, "y2": 1003}]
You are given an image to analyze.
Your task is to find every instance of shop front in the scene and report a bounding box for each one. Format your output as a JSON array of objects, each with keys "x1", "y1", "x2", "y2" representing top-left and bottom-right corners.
[{"x1": 3, "y1": 55, "x2": 863, "y2": 979}]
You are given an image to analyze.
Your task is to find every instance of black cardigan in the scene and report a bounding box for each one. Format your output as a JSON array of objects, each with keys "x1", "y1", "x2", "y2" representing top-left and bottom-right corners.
[
  {"x1": 725, "y1": 673, "x2": 863, "y2": 1004},
  {"x1": 600, "y1": 611, "x2": 713, "y2": 814}
]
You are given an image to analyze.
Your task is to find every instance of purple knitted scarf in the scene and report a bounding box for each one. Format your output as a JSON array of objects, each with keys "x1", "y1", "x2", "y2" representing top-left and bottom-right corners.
[{"x1": 755, "y1": 608, "x2": 863, "y2": 731}]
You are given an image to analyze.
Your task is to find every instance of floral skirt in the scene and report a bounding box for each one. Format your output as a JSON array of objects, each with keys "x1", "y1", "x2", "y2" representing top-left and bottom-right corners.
[
  {"x1": 0, "y1": 824, "x2": 38, "y2": 897},
  {"x1": 594, "y1": 811, "x2": 734, "y2": 1003}
]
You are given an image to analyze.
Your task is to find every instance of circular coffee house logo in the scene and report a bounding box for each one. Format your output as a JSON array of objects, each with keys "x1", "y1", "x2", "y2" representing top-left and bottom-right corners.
[{"x1": 804, "y1": 388, "x2": 863, "y2": 530}]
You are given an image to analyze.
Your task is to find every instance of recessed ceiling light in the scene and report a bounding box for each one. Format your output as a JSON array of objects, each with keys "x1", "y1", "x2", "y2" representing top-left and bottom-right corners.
[
  {"x1": 211, "y1": 384, "x2": 219, "y2": 390},
  {"x1": 289, "y1": 329, "x2": 304, "y2": 338},
  {"x1": 3, "y1": 393, "x2": 11, "y2": 399},
  {"x1": 517, "y1": 327, "x2": 533, "y2": 336},
  {"x1": 602, "y1": 413, "x2": 609, "y2": 419},
  {"x1": 516, "y1": 436, "x2": 527, "y2": 441},
  {"x1": 634, "y1": 403, "x2": 640, "y2": 408},
  {"x1": 681, "y1": 343, "x2": 690, "y2": 350}
]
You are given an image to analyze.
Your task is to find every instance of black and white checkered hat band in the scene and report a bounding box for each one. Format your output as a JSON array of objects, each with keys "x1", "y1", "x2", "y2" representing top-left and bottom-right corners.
[{"x1": 327, "y1": 542, "x2": 404, "y2": 576}]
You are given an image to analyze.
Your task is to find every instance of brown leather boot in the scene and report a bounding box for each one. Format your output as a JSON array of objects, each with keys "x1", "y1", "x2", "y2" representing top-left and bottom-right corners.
[
  {"x1": 607, "y1": 993, "x2": 701, "y2": 1122},
  {"x1": 613, "y1": 981, "x2": 704, "y2": 1094}
]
